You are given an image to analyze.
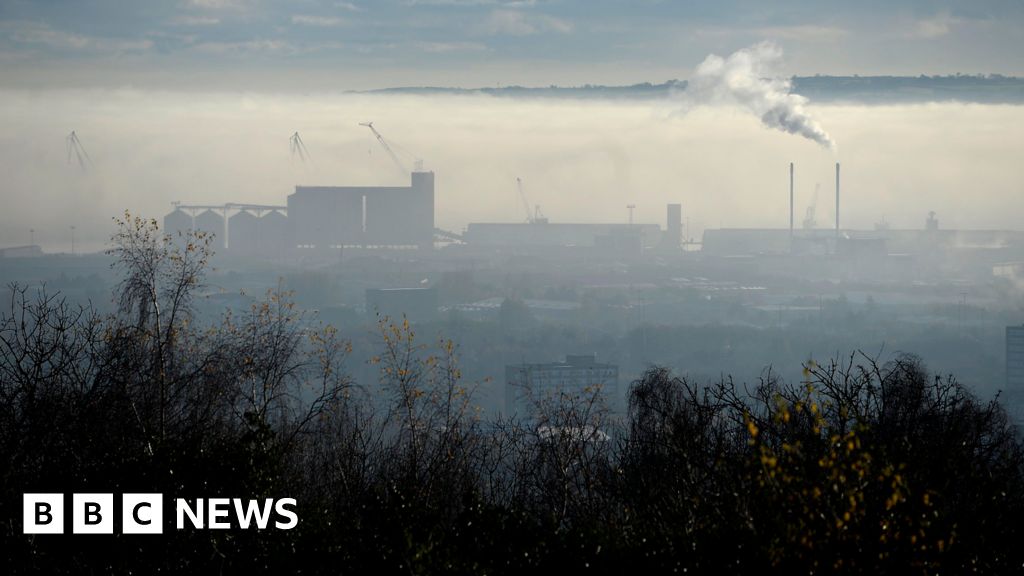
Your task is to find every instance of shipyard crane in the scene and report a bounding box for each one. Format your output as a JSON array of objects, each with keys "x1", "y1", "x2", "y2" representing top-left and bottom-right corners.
[
  {"x1": 515, "y1": 177, "x2": 547, "y2": 224},
  {"x1": 66, "y1": 131, "x2": 91, "y2": 169},
  {"x1": 516, "y1": 177, "x2": 532, "y2": 223},
  {"x1": 360, "y1": 122, "x2": 423, "y2": 176},
  {"x1": 289, "y1": 131, "x2": 311, "y2": 163}
]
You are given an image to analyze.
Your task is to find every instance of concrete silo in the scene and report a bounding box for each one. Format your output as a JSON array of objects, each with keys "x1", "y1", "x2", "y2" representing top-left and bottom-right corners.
[
  {"x1": 227, "y1": 210, "x2": 258, "y2": 256},
  {"x1": 163, "y1": 209, "x2": 192, "y2": 248},
  {"x1": 259, "y1": 210, "x2": 288, "y2": 257},
  {"x1": 194, "y1": 209, "x2": 225, "y2": 250}
]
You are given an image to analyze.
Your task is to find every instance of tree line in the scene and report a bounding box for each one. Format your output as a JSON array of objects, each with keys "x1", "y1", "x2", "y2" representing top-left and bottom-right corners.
[{"x1": 1, "y1": 213, "x2": 1023, "y2": 574}]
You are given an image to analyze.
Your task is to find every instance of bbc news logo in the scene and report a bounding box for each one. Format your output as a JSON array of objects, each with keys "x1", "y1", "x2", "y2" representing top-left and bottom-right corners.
[{"x1": 23, "y1": 494, "x2": 298, "y2": 534}]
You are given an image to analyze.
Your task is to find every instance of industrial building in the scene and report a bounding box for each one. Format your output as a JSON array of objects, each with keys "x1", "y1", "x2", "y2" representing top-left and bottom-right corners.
[
  {"x1": 505, "y1": 354, "x2": 618, "y2": 417},
  {"x1": 464, "y1": 222, "x2": 662, "y2": 249},
  {"x1": 660, "y1": 203, "x2": 683, "y2": 250},
  {"x1": 0, "y1": 245, "x2": 43, "y2": 258},
  {"x1": 463, "y1": 203, "x2": 682, "y2": 254},
  {"x1": 162, "y1": 172, "x2": 434, "y2": 256},
  {"x1": 162, "y1": 204, "x2": 289, "y2": 256},
  {"x1": 289, "y1": 171, "x2": 434, "y2": 251},
  {"x1": 701, "y1": 227, "x2": 1024, "y2": 258},
  {"x1": 163, "y1": 184, "x2": 688, "y2": 258}
]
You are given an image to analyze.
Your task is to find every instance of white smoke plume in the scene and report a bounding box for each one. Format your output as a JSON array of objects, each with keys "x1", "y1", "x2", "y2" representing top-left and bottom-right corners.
[{"x1": 682, "y1": 41, "x2": 837, "y2": 151}]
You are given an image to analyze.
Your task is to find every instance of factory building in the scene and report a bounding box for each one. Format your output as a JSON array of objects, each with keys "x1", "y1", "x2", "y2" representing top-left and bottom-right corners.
[
  {"x1": 288, "y1": 171, "x2": 434, "y2": 251},
  {"x1": 505, "y1": 354, "x2": 619, "y2": 417},
  {"x1": 464, "y1": 222, "x2": 662, "y2": 249},
  {"x1": 0, "y1": 245, "x2": 43, "y2": 258},
  {"x1": 702, "y1": 227, "x2": 1024, "y2": 258},
  {"x1": 163, "y1": 171, "x2": 432, "y2": 258}
]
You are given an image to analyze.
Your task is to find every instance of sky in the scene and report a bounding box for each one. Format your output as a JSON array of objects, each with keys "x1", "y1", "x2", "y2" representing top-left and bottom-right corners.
[{"x1": 1, "y1": 1, "x2": 1024, "y2": 90}]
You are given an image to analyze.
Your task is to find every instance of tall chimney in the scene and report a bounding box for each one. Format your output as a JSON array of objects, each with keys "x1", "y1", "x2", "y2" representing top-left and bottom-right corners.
[
  {"x1": 789, "y1": 162, "x2": 794, "y2": 240},
  {"x1": 835, "y1": 162, "x2": 840, "y2": 237}
]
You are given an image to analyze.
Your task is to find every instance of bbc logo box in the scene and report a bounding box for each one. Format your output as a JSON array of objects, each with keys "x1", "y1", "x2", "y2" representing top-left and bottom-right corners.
[
  {"x1": 24, "y1": 493, "x2": 163, "y2": 534},
  {"x1": 22, "y1": 494, "x2": 63, "y2": 534}
]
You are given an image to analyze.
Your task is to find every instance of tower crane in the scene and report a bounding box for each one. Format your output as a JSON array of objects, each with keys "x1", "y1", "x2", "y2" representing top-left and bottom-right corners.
[{"x1": 360, "y1": 122, "x2": 422, "y2": 176}]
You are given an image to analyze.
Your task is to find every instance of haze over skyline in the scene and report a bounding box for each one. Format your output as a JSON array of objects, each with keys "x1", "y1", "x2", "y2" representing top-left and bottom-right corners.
[
  {"x1": 1, "y1": 1, "x2": 1023, "y2": 252},
  {"x1": 2, "y1": 88, "x2": 1022, "y2": 252}
]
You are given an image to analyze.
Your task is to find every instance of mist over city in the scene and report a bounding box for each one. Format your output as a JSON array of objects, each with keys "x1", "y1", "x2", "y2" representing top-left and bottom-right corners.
[{"x1": 3, "y1": 1, "x2": 1024, "y2": 574}]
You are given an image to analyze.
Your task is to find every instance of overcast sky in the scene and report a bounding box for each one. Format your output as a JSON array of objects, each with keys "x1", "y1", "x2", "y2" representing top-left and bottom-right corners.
[{"x1": 2, "y1": 0, "x2": 1024, "y2": 90}]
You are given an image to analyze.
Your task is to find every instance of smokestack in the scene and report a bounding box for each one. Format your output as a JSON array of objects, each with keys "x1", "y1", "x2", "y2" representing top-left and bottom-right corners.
[
  {"x1": 789, "y1": 162, "x2": 794, "y2": 240},
  {"x1": 835, "y1": 162, "x2": 840, "y2": 237}
]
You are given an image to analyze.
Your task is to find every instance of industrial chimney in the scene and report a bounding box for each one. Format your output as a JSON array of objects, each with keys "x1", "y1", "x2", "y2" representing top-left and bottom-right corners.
[
  {"x1": 835, "y1": 162, "x2": 840, "y2": 237},
  {"x1": 789, "y1": 162, "x2": 794, "y2": 241}
]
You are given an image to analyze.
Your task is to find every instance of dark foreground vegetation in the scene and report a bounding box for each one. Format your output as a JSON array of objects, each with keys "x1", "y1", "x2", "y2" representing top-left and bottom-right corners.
[{"x1": 2, "y1": 214, "x2": 1023, "y2": 574}]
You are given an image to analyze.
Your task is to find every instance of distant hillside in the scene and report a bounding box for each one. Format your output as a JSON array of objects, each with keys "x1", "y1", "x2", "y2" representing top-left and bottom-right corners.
[
  {"x1": 362, "y1": 80, "x2": 686, "y2": 100},
  {"x1": 361, "y1": 75, "x2": 1024, "y2": 103},
  {"x1": 792, "y1": 75, "x2": 1024, "y2": 103}
]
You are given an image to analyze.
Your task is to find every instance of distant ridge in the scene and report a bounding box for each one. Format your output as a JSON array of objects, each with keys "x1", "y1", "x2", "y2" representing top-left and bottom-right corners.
[
  {"x1": 358, "y1": 75, "x2": 1024, "y2": 103},
  {"x1": 359, "y1": 80, "x2": 686, "y2": 99}
]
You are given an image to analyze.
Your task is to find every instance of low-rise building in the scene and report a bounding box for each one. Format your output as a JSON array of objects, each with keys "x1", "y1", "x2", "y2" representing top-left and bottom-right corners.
[{"x1": 505, "y1": 354, "x2": 618, "y2": 417}]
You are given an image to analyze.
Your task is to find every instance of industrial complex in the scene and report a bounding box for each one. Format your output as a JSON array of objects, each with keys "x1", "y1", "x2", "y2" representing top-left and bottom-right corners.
[
  {"x1": 161, "y1": 169, "x2": 690, "y2": 257},
  {"x1": 158, "y1": 159, "x2": 1024, "y2": 267},
  {"x1": 164, "y1": 171, "x2": 434, "y2": 254}
]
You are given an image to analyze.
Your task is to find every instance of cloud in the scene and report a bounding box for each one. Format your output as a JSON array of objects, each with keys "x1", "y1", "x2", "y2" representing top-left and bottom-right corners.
[
  {"x1": 483, "y1": 9, "x2": 572, "y2": 36},
  {"x1": 186, "y1": 0, "x2": 248, "y2": 9},
  {"x1": 174, "y1": 15, "x2": 221, "y2": 26},
  {"x1": 5, "y1": 22, "x2": 154, "y2": 53},
  {"x1": 401, "y1": 0, "x2": 537, "y2": 4},
  {"x1": 192, "y1": 39, "x2": 297, "y2": 55},
  {"x1": 416, "y1": 41, "x2": 489, "y2": 53},
  {"x1": 404, "y1": 0, "x2": 497, "y2": 5},
  {"x1": 755, "y1": 25, "x2": 848, "y2": 42},
  {"x1": 335, "y1": 2, "x2": 363, "y2": 12},
  {"x1": 291, "y1": 14, "x2": 348, "y2": 27},
  {"x1": 910, "y1": 12, "x2": 958, "y2": 39}
]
